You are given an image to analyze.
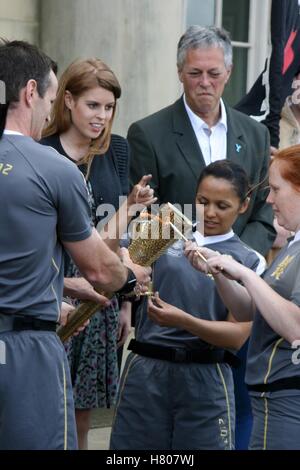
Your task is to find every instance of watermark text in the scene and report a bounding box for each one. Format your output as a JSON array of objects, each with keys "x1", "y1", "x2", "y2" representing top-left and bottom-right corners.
[
  {"x1": 0, "y1": 80, "x2": 6, "y2": 104},
  {"x1": 0, "y1": 340, "x2": 6, "y2": 365}
]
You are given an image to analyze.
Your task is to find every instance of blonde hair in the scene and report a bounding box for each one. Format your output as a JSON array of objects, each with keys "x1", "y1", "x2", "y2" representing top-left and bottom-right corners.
[{"x1": 43, "y1": 58, "x2": 121, "y2": 176}]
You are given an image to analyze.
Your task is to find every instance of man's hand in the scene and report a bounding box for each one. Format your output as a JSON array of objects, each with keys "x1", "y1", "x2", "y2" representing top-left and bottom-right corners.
[
  {"x1": 120, "y1": 247, "x2": 152, "y2": 293},
  {"x1": 63, "y1": 277, "x2": 111, "y2": 307},
  {"x1": 59, "y1": 301, "x2": 90, "y2": 336},
  {"x1": 59, "y1": 302, "x2": 75, "y2": 326}
]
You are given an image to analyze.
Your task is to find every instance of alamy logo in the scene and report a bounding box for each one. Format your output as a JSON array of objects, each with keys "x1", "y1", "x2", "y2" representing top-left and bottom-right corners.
[
  {"x1": 292, "y1": 80, "x2": 300, "y2": 106},
  {"x1": 96, "y1": 198, "x2": 203, "y2": 241},
  {"x1": 0, "y1": 80, "x2": 6, "y2": 104},
  {"x1": 0, "y1": 340, "x2": 6, "y2": 365}
]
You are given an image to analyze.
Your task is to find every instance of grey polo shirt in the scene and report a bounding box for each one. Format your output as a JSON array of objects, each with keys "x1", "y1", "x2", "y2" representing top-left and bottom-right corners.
[
  {"x1": 246, "y1": 240, "x2": 300, "y2": 390},
  {"x1": 0, "y1": 134, "x2": 92, "y2": 321},
  {"x1": 135, "y1": 234, "x2": 261, "y2": 350}
]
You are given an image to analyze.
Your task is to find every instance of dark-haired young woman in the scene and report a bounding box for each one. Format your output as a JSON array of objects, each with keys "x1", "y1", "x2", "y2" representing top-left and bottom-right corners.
[{"x1": 110, "y1": 160, "x2": 265, "y2": 450}]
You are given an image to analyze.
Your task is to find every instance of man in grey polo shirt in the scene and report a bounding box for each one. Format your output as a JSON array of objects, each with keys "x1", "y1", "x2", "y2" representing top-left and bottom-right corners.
[{"x1": 0, "y1": 40, "x2": 150, "y2": 450}]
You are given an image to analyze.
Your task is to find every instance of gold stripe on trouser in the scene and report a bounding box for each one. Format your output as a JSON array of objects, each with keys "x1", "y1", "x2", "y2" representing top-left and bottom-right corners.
[
  {"x1": 263, "y1": 396, "x2": 269, "y2": 450},
  {"x1": 260, "y1": 338, "x2": 283, "y2": 450},
  {"x1": 216, "y1": 363, "x2": 232, "y2": 449},
  {"x1": 62, "y1": 361, "x2": 68, "y2": 450},
  {"x1": 262, "y1": 338, "x2": 284, "y2": 387},
  {"x1": 112, "y1": 353, "x2": 139, "y2": 429}
]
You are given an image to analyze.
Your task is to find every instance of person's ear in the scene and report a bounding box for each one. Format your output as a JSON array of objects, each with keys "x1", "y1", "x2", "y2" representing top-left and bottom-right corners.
[
  {"x1": 239, "y1": 196, "x2": 250, "y2": 215},
  {"x1": 25, "y1": 79, "x2": 38, "y2": 107},
  {"x1": 64, "y1": 90, "x2": 74, "y2": 110},
  {"x1": 224, "y1": 65, "x2": 233, "y2": 84}
]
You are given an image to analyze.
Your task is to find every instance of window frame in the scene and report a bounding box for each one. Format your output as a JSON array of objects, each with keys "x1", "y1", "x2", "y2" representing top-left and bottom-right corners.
[{"x1": 215, "y1": 0, "x2": 271, "y2": 91}]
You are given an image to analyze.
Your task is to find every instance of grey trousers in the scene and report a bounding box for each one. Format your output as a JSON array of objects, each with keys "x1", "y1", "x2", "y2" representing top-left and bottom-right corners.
[
  {"x1": 110, "y1": 353, "x2": 235, "y2": 450},
  {"x1": 250, "y1": 393, "x2": 300, "y2": 450},
  {"x1": 0, "y1": 329, "x2": 77, "y2": 450}
]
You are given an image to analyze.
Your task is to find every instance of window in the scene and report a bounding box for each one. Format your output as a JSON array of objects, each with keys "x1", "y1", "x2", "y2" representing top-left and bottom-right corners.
[
  {"x1": 219, "y1": 0, "x2": 250, "y2": 105},
  {"x1": 186, "y1": 0, "x2": 270, "y2": 106},
  {"x1": 0, "y1": 80, "x2": 5, "y2": 105}
]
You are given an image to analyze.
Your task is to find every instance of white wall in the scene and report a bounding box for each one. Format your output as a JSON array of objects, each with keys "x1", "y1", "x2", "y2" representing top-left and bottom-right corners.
[
  {"x1": 40, "y1": 0, "x2": 185, "y2": 136},
  {"x1": 0, "y1": 0, "x2": 39, "y2": 43}
]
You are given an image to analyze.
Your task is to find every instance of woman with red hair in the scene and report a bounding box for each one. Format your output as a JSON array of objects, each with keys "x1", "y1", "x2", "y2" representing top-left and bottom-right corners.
[{"x1": 186, "y1": 144, "x2": 300, "y2": 449}]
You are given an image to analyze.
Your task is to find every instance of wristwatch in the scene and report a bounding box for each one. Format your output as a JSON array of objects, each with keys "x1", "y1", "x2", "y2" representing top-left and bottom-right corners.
[{"x1": 116, "y1": 267, "x2": 137, "y2": 300}]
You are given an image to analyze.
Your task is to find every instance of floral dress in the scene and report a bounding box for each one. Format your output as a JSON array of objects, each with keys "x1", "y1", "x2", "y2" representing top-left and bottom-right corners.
[{"x1": 65, "y1": 176, "x2": 119, "y2": 409}]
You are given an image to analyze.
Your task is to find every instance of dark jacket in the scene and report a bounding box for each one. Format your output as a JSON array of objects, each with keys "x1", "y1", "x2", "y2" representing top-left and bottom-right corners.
[{"x1": 128, "y1": 97, "x2": 275, "y2": 255}]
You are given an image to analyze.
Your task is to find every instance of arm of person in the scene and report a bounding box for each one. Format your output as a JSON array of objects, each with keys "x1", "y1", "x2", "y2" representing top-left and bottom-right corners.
[
  {"x1": 63, "y1": 228, "x2": 151, "y2": 293},
  {"x1": 128, "y1": 122, "x2": 159, "y2": 195},
  {"x1": 238, "y1": 127, "x2": 276, "y2": 255},
  {"x1": 148, "y1": 294, "x2": 251, "y2": 350},
  {"x1": 63, "y1": 277, "x2": 111, "y2": 308},
  {"x1": 59, "y1": 164, "x2": 151, "y2": 296},
  {"x1": 207, "y1": 254, "x2": 300, "y2": 344},
  {"x1": 212, "y1": 274, "x2": 256, "y2": 322},
  {"x1": 59, "y1": 301, "x2": 75, "y2": 326},
  {"x1": 239, "y1": 267, "x2": 300, "y2": 345},
  {"x1": 184, "y1": 242, "x2": 255, "y2": 322},
  {"x1": 100, "y1": 174, "x2": 157, "y2": 252}
]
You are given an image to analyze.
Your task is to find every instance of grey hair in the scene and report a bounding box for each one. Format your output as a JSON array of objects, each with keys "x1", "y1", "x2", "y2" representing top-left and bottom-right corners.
[{"x1": 177, "y1": 25, "x2": 233, "y2": 71}]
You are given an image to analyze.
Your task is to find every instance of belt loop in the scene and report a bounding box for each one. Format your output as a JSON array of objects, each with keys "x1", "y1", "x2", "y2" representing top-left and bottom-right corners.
[{"x1": 172, "y1": 348, "x2": 188, "y2": 363}]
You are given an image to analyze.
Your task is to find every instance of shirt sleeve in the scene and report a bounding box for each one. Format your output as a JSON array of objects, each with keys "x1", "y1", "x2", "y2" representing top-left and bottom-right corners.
[
  {"x1": 290, "y1": 255, "x2": 300, "y2": 307},
  {"x1": 244, "y1": 248, "x2": 267, "y2": 275},
  {"x1": 55, "y1": 162, "x2": 93, "y2": 242}
]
